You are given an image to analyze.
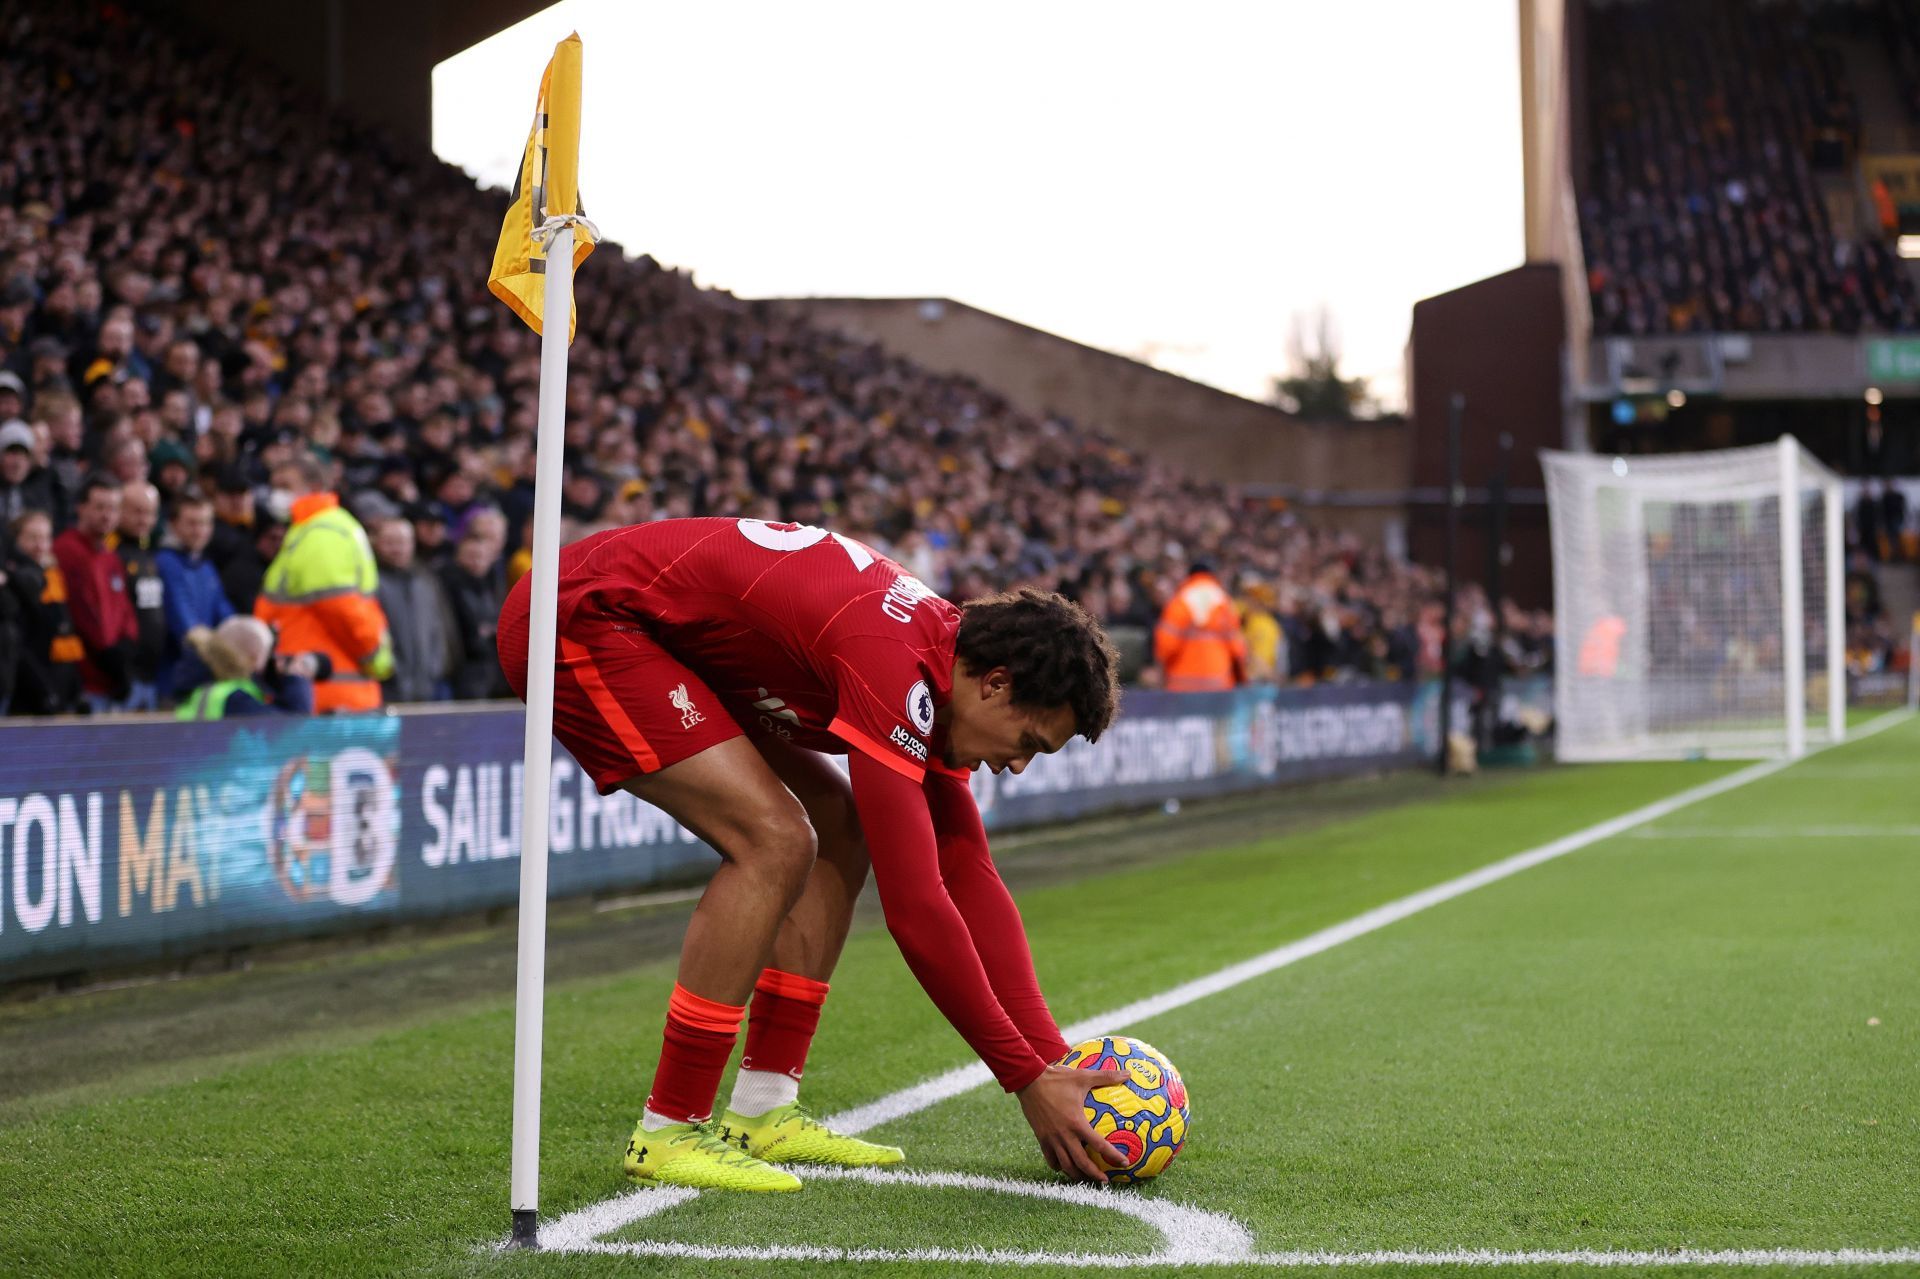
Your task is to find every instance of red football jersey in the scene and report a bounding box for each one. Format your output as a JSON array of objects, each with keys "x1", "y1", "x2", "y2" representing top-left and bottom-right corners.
[
  {"x1": 554, "y1": 517, "x2": 958, "y2": 779},
  {"x1": 541, "y1": 517, "x2": 1065, "y2": 1092}
]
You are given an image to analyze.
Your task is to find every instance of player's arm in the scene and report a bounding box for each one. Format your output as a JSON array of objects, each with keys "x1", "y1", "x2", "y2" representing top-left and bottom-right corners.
[
  {"x1": 847, "y1": 749, "x2": 1044, "y2": 1090},
  {"x1": 846, "y1": 751, "x2": 1125, "y2": 1181},
  {"x1": 922, "y1": 768, "x2": 1069, "y2": 1062}
]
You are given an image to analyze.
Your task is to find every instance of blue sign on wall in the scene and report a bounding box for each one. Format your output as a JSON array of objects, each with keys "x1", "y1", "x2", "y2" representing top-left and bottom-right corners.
[{"x1": 1, "y1": 680, "x2": 1524, "y2": 982}]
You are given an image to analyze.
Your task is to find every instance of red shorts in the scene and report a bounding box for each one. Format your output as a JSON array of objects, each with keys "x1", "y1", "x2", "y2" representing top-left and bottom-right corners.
[{"x1": 497, "y1": 575, "x2": 743, "y2": 794}]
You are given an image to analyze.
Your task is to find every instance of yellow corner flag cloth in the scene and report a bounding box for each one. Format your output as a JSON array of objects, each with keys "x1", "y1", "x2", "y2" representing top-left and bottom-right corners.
[{"x1": 488, "y1": 33, "x2": 594, "y2": 340}]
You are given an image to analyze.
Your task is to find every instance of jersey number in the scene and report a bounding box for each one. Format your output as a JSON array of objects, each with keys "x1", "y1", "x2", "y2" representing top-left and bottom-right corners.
[{"x1": 736, "y1": 519, "x2": 875, "y2": 571}]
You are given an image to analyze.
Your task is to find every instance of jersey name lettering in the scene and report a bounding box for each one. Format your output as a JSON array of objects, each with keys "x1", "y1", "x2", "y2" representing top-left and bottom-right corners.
[{"x1": 881, "y1": 574, "x2": 934, "y2": 624}]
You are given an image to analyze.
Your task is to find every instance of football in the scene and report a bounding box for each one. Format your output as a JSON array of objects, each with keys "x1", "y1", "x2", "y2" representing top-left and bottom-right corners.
[{"x1": 1063, "y1": 1035, "x2": 1190, "y2": 1185}]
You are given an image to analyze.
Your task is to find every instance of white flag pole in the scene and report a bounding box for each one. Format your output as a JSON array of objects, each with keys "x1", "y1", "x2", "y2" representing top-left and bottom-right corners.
[{"x1": 508, "y1": 220, "x2": 576, "y2": 1250}]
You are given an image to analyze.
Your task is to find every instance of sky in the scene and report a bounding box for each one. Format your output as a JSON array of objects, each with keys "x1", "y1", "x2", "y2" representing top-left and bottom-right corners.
[{"x1": 433, "y1": 1, "x2": 1525, "y2": 414}]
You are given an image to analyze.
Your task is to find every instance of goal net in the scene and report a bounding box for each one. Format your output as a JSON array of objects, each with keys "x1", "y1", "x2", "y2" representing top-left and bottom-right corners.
[{"x1": 1543, "y1": 437, "x2": 1845, "y2": 761}]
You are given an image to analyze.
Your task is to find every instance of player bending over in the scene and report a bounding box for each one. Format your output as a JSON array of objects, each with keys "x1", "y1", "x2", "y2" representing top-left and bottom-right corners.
[{"x1": 497, "y1": 517, "x2": 1132, "y2": 1191}]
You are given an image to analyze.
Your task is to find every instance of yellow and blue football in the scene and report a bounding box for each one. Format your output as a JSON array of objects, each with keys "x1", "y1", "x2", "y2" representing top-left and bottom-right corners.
[{"x1": 1062, "y1": 1035, "x2": 1190, "y2": 1185}]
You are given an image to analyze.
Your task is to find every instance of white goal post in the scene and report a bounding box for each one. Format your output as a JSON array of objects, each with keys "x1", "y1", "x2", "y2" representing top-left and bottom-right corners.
[{"x1": 1543, "y1": 436, "x2": 1846, "y2": 761}]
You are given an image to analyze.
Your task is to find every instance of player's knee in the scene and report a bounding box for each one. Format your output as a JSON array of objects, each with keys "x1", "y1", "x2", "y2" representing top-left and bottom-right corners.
[{"x1": 730, "y1": 803, "x2": 817, "y2": 889}]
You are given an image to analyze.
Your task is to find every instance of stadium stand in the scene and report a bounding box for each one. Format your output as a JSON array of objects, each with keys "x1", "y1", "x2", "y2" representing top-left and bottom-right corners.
[
  {"x1": 1885, "y1": 0, "x2": 1920, "y2": 128},
  {"x1": 1573, "y1": 0, "x2": 1919, "y2": 679},
  {"x1": 0, "y1": 0, "x2": 1543, "y2": 714},
  {"x1": 1580, "y1": 0, "x2": 1920, "y2": 337}
]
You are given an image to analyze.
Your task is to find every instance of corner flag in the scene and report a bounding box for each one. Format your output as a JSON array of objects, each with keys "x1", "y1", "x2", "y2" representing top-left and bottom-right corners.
[
  {"x1": 488, "y1": 32, "x2": 594, "y2": 339},
  {"x1": 500, "y1": 32, "x2": 596, "y2": 1250}
]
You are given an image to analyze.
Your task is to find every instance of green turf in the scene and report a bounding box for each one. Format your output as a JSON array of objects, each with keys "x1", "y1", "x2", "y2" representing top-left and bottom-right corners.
[{"x1": 2, "y1": 716, "x2": 1915, "y2": 1278}]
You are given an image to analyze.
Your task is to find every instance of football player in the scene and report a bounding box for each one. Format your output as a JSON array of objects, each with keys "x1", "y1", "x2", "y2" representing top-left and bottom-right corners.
[{"x1": 498, "y1": 518, "x2": 1130, "y2": 1190}]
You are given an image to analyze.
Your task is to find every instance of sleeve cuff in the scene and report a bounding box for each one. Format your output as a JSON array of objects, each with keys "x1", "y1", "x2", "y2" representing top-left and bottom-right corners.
[
  {"x1": 998, "y1": 1052, "x2": 1051, "y2": 1094},
  {"x1": 1035, "y1": 1033, "x2": 1072, "y2": 1063}
]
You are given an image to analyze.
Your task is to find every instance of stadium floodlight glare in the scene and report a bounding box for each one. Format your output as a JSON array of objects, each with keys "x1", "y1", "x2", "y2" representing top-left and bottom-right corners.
[{"x1": 1544, "y1": 437, "x2": 1845, "y2": 761}]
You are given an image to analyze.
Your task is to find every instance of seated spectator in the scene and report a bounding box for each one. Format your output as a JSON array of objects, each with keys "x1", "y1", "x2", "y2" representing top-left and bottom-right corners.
[
  {"x1": 53, "y1": 475, "x2": 138, "y2": 713},
  {"x1": 0, "y1": 372, "x2": 25, "y2": 423},
  {"x1": 440, "y1": 522, "x2": 508, "y2": 701},
  {"x1": 155, "y1": 492, "x2": 233, "y2": 697},
  {"x1": 113, "y1": 481, "x2": 167, "y2": 710},
  {"x1": 559, "y1": 468, "x2": 609, "y2": 544},
  {"x1": 175, "y1": 617, "x2": 321, "y2": 719},
  {"x1": 0, "y1": 419, "x2": 65, "y2": 529},
  {"x1": 409, "y1": 502, "x2": 453, "y2": 571},
  {"x1": 35, "y1": 391, "x2": 87, "y2": 500},
  {"x1": 148, "y1": 439, "x2": 195, "y2": 514},
  {"x1": 102, "y1": 436, "x2": 149, "y2": 490},
  {"x1": 4, "y1": 511, "x2": 84, "y2": 715},
  {"x1": 1236, "y1": 579, "x2": 1283, "y2": 683},
  {"x1": 372, "y1": 517, "x2": 455, "y2": 704},
  {"x1": 206, "y1": 466, "x2": 264, "y2": 610}
]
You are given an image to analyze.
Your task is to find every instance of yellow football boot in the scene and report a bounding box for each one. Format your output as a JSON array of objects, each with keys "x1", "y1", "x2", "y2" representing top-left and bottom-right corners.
[
  {"x1": 717, "y1": 1102, "x2": 906, "y2": 1167},
  {"x1": 622, "y1": 1119, "x2": 803, "y2": 1191}
]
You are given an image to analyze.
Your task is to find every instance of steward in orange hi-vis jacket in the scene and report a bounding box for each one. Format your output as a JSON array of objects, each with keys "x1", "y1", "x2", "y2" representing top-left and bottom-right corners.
[
  {"x1": 1153, "y1": 563, "x2": 1248, "y2": 693},
  {"x1": 254, "y1": 462, "x2": 393, "y2": 712}
]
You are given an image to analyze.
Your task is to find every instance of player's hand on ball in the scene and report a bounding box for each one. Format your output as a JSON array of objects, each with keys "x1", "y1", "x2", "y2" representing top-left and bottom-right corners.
[{"x1": 1017, "y1": 1064, "x2": 1130, "y2": 1183}]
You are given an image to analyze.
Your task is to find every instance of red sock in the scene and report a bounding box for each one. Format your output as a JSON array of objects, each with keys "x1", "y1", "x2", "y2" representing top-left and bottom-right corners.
[
  {"x1": 740, "y1": 968, "x2": 830, "y2": 1079},
  {"x1": 644, "y1": 984, "x2": 745, "y2": 1123}
]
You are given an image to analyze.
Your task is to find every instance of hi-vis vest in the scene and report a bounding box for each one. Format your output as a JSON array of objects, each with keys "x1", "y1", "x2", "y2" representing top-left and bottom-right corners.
[
  {"x1": 175, "y1": 677, "x2": 268, "y2": 721},
  {"x1": 254, "y1": 494, "x2": 393, "y2": 712},
  {"x1": 1154, "y1": 572, "x2": 1249, "y2": 693}
]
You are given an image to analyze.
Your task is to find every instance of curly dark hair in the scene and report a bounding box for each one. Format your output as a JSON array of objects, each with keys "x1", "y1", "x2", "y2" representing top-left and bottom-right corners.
[{"x1": 955, "y1": 588, "x2": 1121, "y2": 743}]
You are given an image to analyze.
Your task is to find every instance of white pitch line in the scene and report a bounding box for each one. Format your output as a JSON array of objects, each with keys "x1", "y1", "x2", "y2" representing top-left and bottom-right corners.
[
  {"x1": 831, "y1": 714, "x2": 1920, "y2": 1137},
  {"x1": 528, "y1": 709, "x2": 1916, "y2": 1261},
  {"x1": 555, "y1": 1241, "x2": 1920, "y2": 1268},
  {"x1": 544, "y1": 1165, "x2": 1253, "y2": 1262},
  {"x1": 540, "y1": 1170, "x2": 1920, "y2": 1268},
  {"x1": 1632, "y1": 825, "x2": 1920, "y2": 839}
]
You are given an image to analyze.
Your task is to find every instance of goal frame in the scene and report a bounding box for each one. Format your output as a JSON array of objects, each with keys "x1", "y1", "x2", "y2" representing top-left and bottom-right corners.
[{"x1": 1544, "y1": 436, "x2": 1846, "y2": 762}]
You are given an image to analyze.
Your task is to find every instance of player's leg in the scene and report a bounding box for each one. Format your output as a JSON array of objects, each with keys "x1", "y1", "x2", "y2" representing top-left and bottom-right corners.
[
  {"x1": 604, "y1": 743, "x2": 814, "y2": 1190},
  {"x1": 717, "y1": 738, "x2": 905, "y2": 1166},
  {"x1": 624, "y1": 741, "x2": 819, "y2": 1011},
  {"x1": 760, "y1": 735, "x2": 869, "y2": 982},
  {"x1": 498, "y1": 602, "x2": 809, "y2": 1190}
]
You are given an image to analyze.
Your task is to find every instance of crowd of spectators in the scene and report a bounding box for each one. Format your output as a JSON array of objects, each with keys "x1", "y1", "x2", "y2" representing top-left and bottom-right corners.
[
  {"x1": 1218, "y1": 554, "x2": 1552, "y2": 690},
  {"x1": 1581, "y1": 0, "x2": 1920, "y2": 336},
  {"x1": 1849, "y1": 483, "x2": 1915, "y2": 679},
  {"x1": 0, "y1": 0, "x2": 1531, "y2": 717}
]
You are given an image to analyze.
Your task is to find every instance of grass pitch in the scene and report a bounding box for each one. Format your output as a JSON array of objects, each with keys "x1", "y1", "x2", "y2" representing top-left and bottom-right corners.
[{"x1": 3, "y1": 716, "x2": 1916, "y2": 1277}]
